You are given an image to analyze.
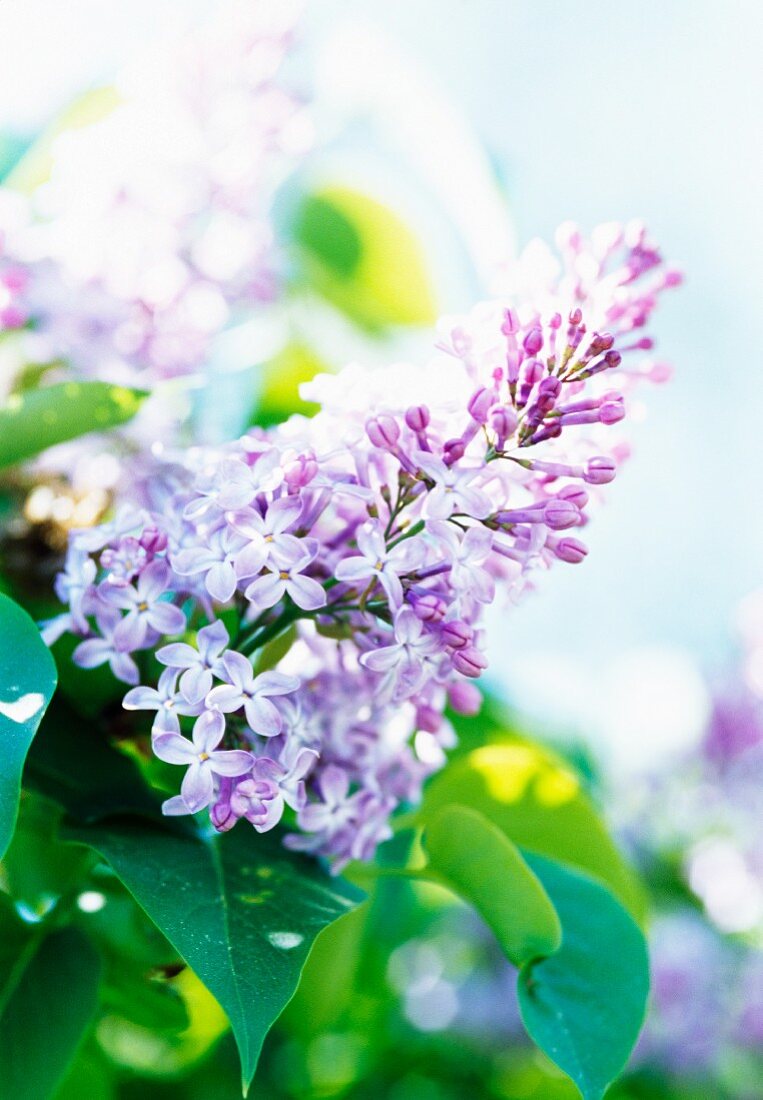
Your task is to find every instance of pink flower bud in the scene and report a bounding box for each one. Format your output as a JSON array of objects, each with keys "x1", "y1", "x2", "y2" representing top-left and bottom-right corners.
[
  {"x1": 413, "y1": 593, "x2": 447, "y2": 623},
  {"x1": 448, "y1": 680, "x2": 482, "y2": 716},
  {"x1": 554, "y1": 537, "x2": 588, "y2": 564},
  {"x1": 557, "y1": 485, "x2": 589, "y2": 509},
  {"x1": 366, "y1": 415, "x2": 400, "y2": 450},
  {"x1": 523, "y1": 328, "x2": 543, "y2": 356},
  {"x1": 405, "y1": 405, "x2": 430, "y2": 432},
  {"x1": 451, "y1": 646, "x2": 488, "y2": 678},
  {"x1": 467, "y1": 386, "x2": 494, "y2": 424},
  {"x1": 543, "y1": 499, "x2": 580, "y2": 530},
  {"x1": 441, "y1": 620, "x2": 473, "y2": 650},
  {"x1": 501, "y1": 308, "x2": 519, "y2": 336},
  {"x1": 443, "y1": 438, "x2": 465, "y2": 464},
  {"x1": 490, "y1": 405, "x2": 518, "y2": 442},
  {"x1": 140, "y1": 527, "x2": 168, "y2": 554},
  {"x1": 599, "y1": 399, "x2": 625, "y2": 425},
  {"x1": 284, "y1": 452, "x2": 319, "y2": 491},
  {"x1": 584, "y1": 456, "x2": 617, "y2": 484}
]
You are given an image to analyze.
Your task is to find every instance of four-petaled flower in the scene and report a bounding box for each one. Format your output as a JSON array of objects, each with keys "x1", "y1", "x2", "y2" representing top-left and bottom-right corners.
[
  {"x1": 335, "y1": 523, "x2": 425, "y2": 608},
  {"x1": 428, "y1": 520, "x2": 495, "y2": 604},
  {"x1": 72, "y1": 607, "x2": 140, "y2": 685},
  {"x1": 360, "y1": 606, "x2": 441, "y2": 701},
  {"x1": 101, "y1": 560, "x2": 186, "y2": 650},
  {"x1": 123, "y1": 667, "x2": 203, "y2": 734},
  {"x1": 415, "y1": 453, "x2": 492, "y2": 519},
  {"x1": 227, "y1": 496, "x2": 309, "y2": 573},
  {"x1": 153, "y1": 710, "x2": 252, "y2": 814},
  {"x1": 172, "y1": 526, "x2": 249, "y2": 603},
  {"x1": 207, "y1": 651, "x2": 299, "y2": 736},
  {"x1": 244, "y1": 548, "x2": 326, "y2": 613},
  {"x1": 156, "y1": 619, "x2": 230, "y2": 705}
]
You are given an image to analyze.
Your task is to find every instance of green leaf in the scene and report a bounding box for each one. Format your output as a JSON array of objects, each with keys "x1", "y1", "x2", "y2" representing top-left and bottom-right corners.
[
  {"x1": 293, "y1": 185, "x2": 438, "y2": 330},
  {"x1": 253, "y1": 342, "x2": 323, "y2": 428},
  {"x1": 423, "y1": 805, "x2": 561, "y2": 966},
  {"x1": 0, "y1": 893, "x2": 32, "y2": 1004},
  {"x1": 24, "y1": 697, "x2": 163, "y2": 822},
  {"x1": 64, "y1": 816, "x2": 363, "y2": 1092},
  {"x1": 0, "y1": 927, "x2": 102, "y2": 1100},
  {"x1": 0, "y1": 592, "x2": 57, "y2": 858},
  {"x1": 420, "y1": 741, "x2": 646, "y2": 921},
  {"x1": 518, "y1": 855, "x2": 649, "y2": 1100},
  {"x1": 0, "y1": 381, "x2": 147, "y2": 469}
]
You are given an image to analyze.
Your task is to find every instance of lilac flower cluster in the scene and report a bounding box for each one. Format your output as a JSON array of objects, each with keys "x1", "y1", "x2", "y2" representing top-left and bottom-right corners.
[
  {"x1": 48, "y1": 224, "x2": 678, "y2": 869},
  {"x1": 0, "y1": 0, "x2": 308, "y2": 392}
]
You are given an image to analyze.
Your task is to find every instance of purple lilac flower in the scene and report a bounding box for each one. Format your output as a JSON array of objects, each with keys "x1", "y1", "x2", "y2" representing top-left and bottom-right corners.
[
  {"x1": 335, "y1": 523, "x2": 426, "y2": 609},
  {"x1": 123, "y1": 668, "x2": 204, "y2": 735},
  {"x1": 156, "y1": 620, "x2": 230, "y2": 706},
  {"x1": 206, "y1": 652, "x2": 299, "y2": 737},
  {"x1": 48, "y1": 221, "x2": 678, "y2": 867},
  {"x1": 101, "y1": 560, "x2": 186, "y2": 650},
  {"x1": 153, "y1": 711, "x2": 253, "y2": 814},
  {"x1": 244, "y1": 548, "x2": 326, "y2": 613}
]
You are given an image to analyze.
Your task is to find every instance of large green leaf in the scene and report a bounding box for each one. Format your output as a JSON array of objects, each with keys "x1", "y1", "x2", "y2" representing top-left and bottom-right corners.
[
  {"x1": 0, "y1": 381, "x2": 147, "y2": 469},
  {"x1": 518, "y1": 855, "x2": 650, "y2": 1100},
  {"x1": 0, "y1": 927, "x2": 102, "y2": 1100},
  {"x1": 293, "y1": 186, "x2": 437, "y2": 330},
  {"x1": 420, "y1": 741, "x2": 646, "y2": 921},
  {"x1": 24, "y1": 697, "x2": 163, "y2": 822},
  {"x1": 64, "y1": 816, "x2": 363, "y2": 1092},
  {"x1": 423, "y1": 805, "x2": 561, "y2": 966},
  {"x1": 0, "y1": 592, "x2": 57, "y2": 858}
]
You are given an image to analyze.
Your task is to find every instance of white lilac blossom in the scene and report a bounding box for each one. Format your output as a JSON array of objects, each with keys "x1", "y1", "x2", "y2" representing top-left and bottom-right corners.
[{"x1": 49, "y1": 224, "x2": 679, "y2": 870}]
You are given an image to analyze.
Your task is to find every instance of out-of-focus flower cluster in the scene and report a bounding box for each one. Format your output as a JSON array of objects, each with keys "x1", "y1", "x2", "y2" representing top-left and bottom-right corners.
[
  {"x1": 614, "y1": 593, "x2": 763, "y2": 1086},
  {"x1": 0, "y1": 0, "x2": 308, "y2": 394},
  {"x1": 48, "y1": 224, "x2": 678, "y2": 869}
]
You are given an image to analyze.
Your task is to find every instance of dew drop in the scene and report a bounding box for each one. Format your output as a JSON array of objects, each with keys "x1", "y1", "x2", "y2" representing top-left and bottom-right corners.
[{"x1": 268, "y1": 931, "x2": 303, "y2": 950}]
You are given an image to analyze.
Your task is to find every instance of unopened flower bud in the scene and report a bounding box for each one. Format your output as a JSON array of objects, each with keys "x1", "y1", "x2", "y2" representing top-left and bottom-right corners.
[
  {"x1": 366, "y1": 415, "x2": 400, "y2": 450},
  {"x1": 284, "y1": 452, "x2": 318, "y2": 491},
  {"x1": 490, "y1": 405, "x2": 518, "y2": 443},
  {"x1": 501, "y1": 308, "x2": 519, "y2": 336},
  {"x1": 140, "y1": 527, "x2": 168, "y2": 554},
  {"x1": 554, "y1": 537, "x2": 588, "y2": 564},
  {"x1": 452, "y1": 646, "x2": 488, "y2": 678},
  {"x1": 599, "y1": 399, "x2": 625, "y2": 425},
  {"x1": 523, "y1": 328, "x2": 543, "y2": 356},
  {"x1": 584, "y1": 456, "x2": 617, "y2": 484},
  {"x1": 468, "y1": 386, "x2": 494, "y2": 424},
  {"x1": 543, "y1": 499, "x2": 580, "y2": 530},
  {"x1": 443, "y1": 438, "x2": 465, "y2": 464},
  {"x1": 448, "y1": 680, "x2": 482, "y2": 716},
  {"x1": 557, "y1": 485, "x2": 589, "y2": 509},
  {"x1": 405, "y1": 405, "x2": 430, "y2": 432},
  {"x1": 441, "y1": 619, "x2": 473, "y2": 650},
  {"x1": 413, "y1": 593, "x2": 447, "y2": 623}
]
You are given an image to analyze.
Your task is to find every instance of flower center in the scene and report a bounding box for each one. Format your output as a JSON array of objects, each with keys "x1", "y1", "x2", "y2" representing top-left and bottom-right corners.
[
  {"x1": 198, "y1": 752, "x2": 210, "y2": 762},
  {"x1": 137, "y1": 601, "x2": 149, "y2": 612},
  {"x1": 279, "y1": 570, "x2": 290, "y2": 580}
]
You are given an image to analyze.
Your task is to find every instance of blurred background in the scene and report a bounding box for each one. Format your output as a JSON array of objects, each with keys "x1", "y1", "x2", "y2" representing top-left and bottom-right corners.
[{"x1": 0, "y1": 2, "x2": 761, "y2": 1098}]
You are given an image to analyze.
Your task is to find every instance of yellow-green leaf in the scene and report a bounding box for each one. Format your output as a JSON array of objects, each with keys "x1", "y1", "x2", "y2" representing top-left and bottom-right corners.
[
  {"x1": 420, "y1": 741, "x2": 646, "y2": 922},
  {"x1": 294, "y1": 185, "x2": 437, "y2": 330},
  {"x1": 424, "y1": 805, "x2": 562, "y2": 966},
  {"x1": 0, "y1": 381, "x2": 147, "y2": 469}
]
